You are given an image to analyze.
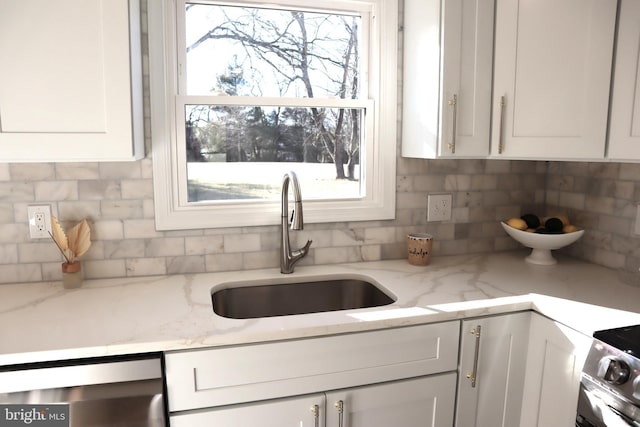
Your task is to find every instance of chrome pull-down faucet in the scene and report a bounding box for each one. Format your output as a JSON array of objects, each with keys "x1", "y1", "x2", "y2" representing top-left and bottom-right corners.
[{"x1": 281, "y1": 171, "x2": 312, "y2": 274}]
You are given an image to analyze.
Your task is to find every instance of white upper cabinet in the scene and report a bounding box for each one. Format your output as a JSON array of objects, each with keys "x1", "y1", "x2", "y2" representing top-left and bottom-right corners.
[
  {"x1": 402, "y1": 0, "x2": 494, "y2": 158},
  {"x1": 439, "y1": 0, "x2": 494, "y2": 158},
  {"x1": 490, "y1": 0, "x2": 617, "y2": 160},
  {"x1": 0, "y1": 0, "x2": 144, "y2": 162},
  {"x1": 607, "y1": 0, "x2": 640, "y2": 161}
]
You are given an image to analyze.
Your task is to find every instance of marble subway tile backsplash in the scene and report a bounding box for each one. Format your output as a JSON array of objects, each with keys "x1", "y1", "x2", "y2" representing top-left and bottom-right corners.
[
  {"x1": 7, "y1": 156, "x2": 640, "y2": 287},
  {"x1": 546, "y1": 161, "x2": 640, "y2": 285},
  {"x1": 0, "y1": 159, "x2": 544, "y2": 284}
]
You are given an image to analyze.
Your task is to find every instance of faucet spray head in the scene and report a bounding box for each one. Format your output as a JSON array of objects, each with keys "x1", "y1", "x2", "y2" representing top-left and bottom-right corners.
[
  {"x1": 283, "y1": 171, "x2": 304, "y2": 230},
  {"x1": 290, "y1": 202, "x2": 304, "y2": 230}
]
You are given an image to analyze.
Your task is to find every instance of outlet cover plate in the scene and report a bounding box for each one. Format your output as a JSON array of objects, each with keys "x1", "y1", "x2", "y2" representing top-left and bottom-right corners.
[
  {"x1": 27, "y1": 205, "x2": 53, "y2": 239},
  {"x1": 427, "y1": 194, "x2": 452, "y2": 222}
]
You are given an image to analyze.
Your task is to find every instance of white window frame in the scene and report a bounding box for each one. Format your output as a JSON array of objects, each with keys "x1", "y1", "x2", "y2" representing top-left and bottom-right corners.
[{"x1": 148, "y1": 0, "x2": 397, "y2": 230}]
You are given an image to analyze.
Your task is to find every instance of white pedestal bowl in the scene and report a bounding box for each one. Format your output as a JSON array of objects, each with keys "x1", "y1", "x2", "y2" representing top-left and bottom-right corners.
[{"x1": 500, "y1": 222, "x2": 585, "y2": 265}]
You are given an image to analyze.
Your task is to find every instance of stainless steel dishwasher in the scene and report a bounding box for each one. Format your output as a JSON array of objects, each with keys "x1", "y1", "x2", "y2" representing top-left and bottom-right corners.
[{"x1": 0, "y1": 354, "x2": 166, "y2": 426}]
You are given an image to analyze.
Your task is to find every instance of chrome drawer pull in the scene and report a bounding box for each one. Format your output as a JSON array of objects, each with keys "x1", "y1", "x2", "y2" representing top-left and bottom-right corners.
[
  {"x1": 466, "y1": 325, "x2": 482, "y2": 388},
  {"x1": 448, "y1": 94, "x2": 457, "y2": 154},
  {"x1": 311, "y1": 404, "x2": 320, "y2": 427},
  {"x1": 498, "y1": 96, "x2": 506, "y2": 154},
  {"x1": 335, "y1": 400, "x2": 344, "y2": 427}
]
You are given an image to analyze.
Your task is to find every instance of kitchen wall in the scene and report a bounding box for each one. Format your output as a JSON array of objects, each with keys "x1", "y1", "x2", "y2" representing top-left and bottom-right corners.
[
  {"x1": 0, "y1": 0, "x2": 545, "y2": 285},
  {"x1": 1, "y1": 0, "x2": 636, "y2": 286},
  {"x1": 0, "y1": 155, "x2": 546, "y2": 284}
]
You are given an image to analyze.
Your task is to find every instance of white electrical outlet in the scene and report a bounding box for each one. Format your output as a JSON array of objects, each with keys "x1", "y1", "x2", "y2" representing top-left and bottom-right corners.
[
  {"x1": 27, "y1": 205, "x2": 53, "y2": 239},
  {"x1": 427, "y1": 193, "x2": 452, "y2": 222}
]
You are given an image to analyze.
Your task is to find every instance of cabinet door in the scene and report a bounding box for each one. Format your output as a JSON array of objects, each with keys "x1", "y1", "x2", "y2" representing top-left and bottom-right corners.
[
  {"x1": 519, "y1": 314, "x2": 591, "y2": 427},
  {"x1": 607, "y1": 0, "x2": 640, "y2": 161},
  {"x1": 0, "y1": 0, "x2": 143, "y2": 162},
  {"x1": 455, "y1": 312, "x2": 531, "y2": 427},
  {"x1": 401, "y1": 0, "x2": 440, "y2": 158},
  {"x1": 401, "y1": 0, "x2": 493, "y2": 159},
  {"x1": 439, "y1": 0, "x2": 494, "y2": 158},
  {"x1": 325, "y1": 374, "x2": 456, "y2": 427},
  {"x1": 170, "y1": 393, "x2": 325, "y2": 427},
  {"x1": 490, "y1": 0, "x2": 617, "y2": 160}
]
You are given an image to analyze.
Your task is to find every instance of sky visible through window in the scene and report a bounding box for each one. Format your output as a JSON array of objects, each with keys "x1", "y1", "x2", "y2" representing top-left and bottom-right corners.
[{"x1": 185, "y1": 4, "x2": 360, "y2": 98}]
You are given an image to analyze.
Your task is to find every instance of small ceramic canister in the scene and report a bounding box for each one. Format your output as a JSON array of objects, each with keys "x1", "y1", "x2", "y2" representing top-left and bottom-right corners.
[
  {"x1": 407, "y1": 233, "x2": 433, "y2": 266},
  {"x1": 62, "y1": 261, "x2": 83, "y2": 289}
]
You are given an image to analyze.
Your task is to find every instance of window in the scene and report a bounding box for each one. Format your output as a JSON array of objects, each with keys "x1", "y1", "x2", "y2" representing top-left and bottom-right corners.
[{"x1": 148, "y1": 0, "x2": 397, "y2": 230}]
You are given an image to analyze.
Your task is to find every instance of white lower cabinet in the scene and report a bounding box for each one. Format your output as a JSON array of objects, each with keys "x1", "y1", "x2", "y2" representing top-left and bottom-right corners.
[
  {"x1": 170, "y1": 374, "x2": 456, "y2": 427},
  {"x1": 165, "y1": 313, "x2": 592, "y2": 427},
  {"x1": 519, "y1": 313, "x2": 592, "y2": 427},
  {"x1": 325, "y1": 374, "x2": 456, "y2": 427},
  {"x1": 169, "y1": 393, "x2": 326, "y2": 427},
  {"x1": 165, "y1": 322, "x2": 459, "y2": 427},
  {"x1": 455, "y1": 312, "x2": 531, "y2": 426},
  {"x1": 455, "y1": 311, "x2": 591, "y2": 427}
]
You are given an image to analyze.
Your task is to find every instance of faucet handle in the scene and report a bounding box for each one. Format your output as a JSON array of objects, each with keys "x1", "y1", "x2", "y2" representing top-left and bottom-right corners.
[
  {"x1": 302, "y1": 239, "x2": 312, "y2": 251},
  {"x1": 292, "y1": 239, "x2": 313, "y2": 257}
]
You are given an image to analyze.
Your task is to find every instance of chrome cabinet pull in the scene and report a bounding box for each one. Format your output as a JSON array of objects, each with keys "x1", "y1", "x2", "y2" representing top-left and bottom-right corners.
[
  {"x1": 498, "y1": 96, "x2": 506, "y2": 154},
  {"x1": 448, "y1": 94, "x2": 457, "y2": 154},
  {"x1": 311, "y1": 404, "x2": 320, "y2": 427},
  {"x1": 466, "y1": 325, "x2": 482, "y2": 388},
  {"x1": 335, "y1": 400, "x2": 344, "y2": 427}
]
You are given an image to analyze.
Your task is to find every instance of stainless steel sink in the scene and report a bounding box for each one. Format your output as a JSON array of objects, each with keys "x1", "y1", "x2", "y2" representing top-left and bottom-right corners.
[{"x1": 211, "y1": 276, "x2": 395, "y2": 319}]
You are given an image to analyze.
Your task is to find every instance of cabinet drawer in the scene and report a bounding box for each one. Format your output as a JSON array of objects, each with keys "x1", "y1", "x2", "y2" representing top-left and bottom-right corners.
[{"x1": 165, "y1": 321, "x2": 459, "y2": 411}]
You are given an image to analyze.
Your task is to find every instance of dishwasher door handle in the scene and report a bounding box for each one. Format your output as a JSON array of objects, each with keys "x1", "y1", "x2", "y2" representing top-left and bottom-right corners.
[{"x1": 0, "y1": 357, "x2": 162, "y2": 394}]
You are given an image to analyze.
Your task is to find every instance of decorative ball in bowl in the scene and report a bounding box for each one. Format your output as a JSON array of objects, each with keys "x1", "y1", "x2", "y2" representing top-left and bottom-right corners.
[{"x1": 500, "y1": 220, "x2": 584, "y2": 265}]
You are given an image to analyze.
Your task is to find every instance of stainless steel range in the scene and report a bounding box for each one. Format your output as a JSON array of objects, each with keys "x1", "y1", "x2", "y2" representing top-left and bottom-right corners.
[{"x1": 576, "y1": 325, "x2": 640, "y2": 426}]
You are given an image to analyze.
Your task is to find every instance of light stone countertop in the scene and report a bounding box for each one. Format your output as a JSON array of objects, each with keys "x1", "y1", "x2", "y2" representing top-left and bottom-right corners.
[{"x1": 1, "y1": 251, "x2": 640, "y2": 366}]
